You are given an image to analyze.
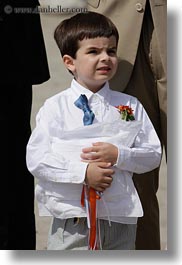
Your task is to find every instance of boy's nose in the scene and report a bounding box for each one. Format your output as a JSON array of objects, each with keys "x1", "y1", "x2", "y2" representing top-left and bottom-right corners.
[{"x1": 100, "y1": 52, "x2": 110, "y2": 61}]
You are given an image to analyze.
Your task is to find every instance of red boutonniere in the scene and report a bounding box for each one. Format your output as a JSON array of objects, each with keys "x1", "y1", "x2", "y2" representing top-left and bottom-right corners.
[{"x1": 116, "y1": 105, "x2": 135, "y2": 121}]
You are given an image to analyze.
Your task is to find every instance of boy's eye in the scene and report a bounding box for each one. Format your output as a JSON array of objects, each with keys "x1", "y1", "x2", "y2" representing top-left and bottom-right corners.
[
  {"x1": 107, "y1": 49, "x2": 117, "y2": 55},
  {"x1": 87, "y1": 48, "x2": 117, "y2": 55},
  {"x1": 88, "y1": 49, "x2": 98, "y2": 54}
]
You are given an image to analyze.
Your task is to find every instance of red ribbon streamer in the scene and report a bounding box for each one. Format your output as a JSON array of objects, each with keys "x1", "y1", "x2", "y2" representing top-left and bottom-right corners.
[{"x1": 81, "y1": 185, "x2": 101, "y2": 250}]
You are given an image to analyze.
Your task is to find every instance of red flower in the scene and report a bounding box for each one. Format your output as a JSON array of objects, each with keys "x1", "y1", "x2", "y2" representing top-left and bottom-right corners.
[{"x1": 116, "y1": 105, "x2": 135, "y2": 121}]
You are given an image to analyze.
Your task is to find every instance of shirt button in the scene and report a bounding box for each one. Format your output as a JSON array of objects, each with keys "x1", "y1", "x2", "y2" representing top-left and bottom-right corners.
[
  {"x1": 135, "y1": 3, "x2": 143, "y2": 12},
  {"x1": 91, "y1": 95, "x2": 99, "y2": 103}
]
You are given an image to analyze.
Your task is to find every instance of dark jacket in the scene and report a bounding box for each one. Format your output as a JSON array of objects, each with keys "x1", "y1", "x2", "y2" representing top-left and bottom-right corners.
[{"x1": 0, "y1": 0, "x2": 50, "y2": 84}]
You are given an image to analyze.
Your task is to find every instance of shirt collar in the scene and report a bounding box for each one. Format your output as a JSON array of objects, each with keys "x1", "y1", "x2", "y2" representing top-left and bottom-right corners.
[{"x1": 71, "y1": 79, "x2": 111, "y2": 102}]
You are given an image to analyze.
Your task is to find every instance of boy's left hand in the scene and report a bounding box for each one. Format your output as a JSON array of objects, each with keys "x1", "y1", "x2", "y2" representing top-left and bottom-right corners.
[{"x1": 81, "y1": 142, "x2": 118, "y2": 166}]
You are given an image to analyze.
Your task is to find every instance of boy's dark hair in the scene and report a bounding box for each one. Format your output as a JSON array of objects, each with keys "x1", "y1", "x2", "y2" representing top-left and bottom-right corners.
[{"x1": 54, "y1": 11, "x2": 119, "y2": 59}]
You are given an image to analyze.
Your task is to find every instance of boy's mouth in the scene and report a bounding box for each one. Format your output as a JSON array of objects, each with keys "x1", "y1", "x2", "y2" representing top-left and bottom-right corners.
[{"x1": 97, "y1": 66, "x2": 111, "y2": 72}]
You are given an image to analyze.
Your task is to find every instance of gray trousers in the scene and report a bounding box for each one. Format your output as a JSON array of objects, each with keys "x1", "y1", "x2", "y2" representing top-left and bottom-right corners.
[{"x1": 47, "y1": 217, "x2": 137, "y2": 250}]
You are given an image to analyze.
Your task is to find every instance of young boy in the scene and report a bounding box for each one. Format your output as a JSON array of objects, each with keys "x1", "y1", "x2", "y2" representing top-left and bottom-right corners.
[{"x1": 26, "y1": 12, "x2": 161, "y2": 250}]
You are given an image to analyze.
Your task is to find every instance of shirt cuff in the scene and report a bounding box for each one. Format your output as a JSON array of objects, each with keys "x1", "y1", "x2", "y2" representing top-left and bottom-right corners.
[
  {"x1": 115, "y1": 145, "x2": 131, "y2": 170},
  {"x1": 68, "y1": 161, "x2": 89, "y2": 184}
]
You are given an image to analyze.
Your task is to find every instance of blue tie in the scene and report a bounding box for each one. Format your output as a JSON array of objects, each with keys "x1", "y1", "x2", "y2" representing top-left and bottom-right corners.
[{"x1": 74, "y1": 94, "x2": 95, "y2": 125}]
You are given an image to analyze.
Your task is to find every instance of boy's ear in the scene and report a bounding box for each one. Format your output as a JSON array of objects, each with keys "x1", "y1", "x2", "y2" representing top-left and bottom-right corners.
[{"x1": 63, "y1": 55, "x2": 75, "y2": 74}]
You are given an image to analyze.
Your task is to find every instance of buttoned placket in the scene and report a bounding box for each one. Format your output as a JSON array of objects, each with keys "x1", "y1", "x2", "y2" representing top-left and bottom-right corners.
[{"x1": 89, "y1": 94, "x2": 107, "y2": 122}]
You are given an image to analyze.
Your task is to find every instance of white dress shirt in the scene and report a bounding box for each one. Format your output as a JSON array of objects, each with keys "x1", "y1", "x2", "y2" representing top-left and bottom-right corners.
[{"x1": 26, "y1": 79, "x2": 161, "y2": 224}]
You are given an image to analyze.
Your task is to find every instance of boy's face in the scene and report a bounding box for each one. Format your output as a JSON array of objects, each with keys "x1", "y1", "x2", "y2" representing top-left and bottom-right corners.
[{"x1": 67, "y1": 36, "x2": 118, "y2": 92}]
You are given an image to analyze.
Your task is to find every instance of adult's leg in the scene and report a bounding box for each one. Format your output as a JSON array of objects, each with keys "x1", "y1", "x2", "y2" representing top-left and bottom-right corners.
[
  {"x1": 0, "y1": 84, "x2": 36, "y2": 250},
  {"x1": 120, "y1": 3, "x2": 163, "y2": 249},
  {"x1": 124, "y1": 63, "x2": 161, "y2": 250}
]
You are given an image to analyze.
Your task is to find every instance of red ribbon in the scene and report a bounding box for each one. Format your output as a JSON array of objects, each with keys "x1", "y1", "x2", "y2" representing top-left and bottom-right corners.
[{"x1": 81, "y1": 185, "x2": 101, "y2": 250}]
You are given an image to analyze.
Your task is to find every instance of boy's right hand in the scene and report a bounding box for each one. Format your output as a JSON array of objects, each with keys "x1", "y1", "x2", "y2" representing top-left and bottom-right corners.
[{"x1": 85, "y1": 162, "x2": 114, "y2": 192}]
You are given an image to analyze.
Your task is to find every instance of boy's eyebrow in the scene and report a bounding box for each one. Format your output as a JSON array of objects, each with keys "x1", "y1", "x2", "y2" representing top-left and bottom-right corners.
[{"x1": 86, "y1": 46, "x2": 117, "y2": 50}]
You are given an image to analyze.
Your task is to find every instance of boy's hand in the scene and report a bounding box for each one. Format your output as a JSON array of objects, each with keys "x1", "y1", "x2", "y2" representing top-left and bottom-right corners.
[
  {"x1": 85, "y1": 162, "x2": 114, "y2": 192},
  {"x1": 81, "y1": 142, "x2": 118, "y2": 166}
]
